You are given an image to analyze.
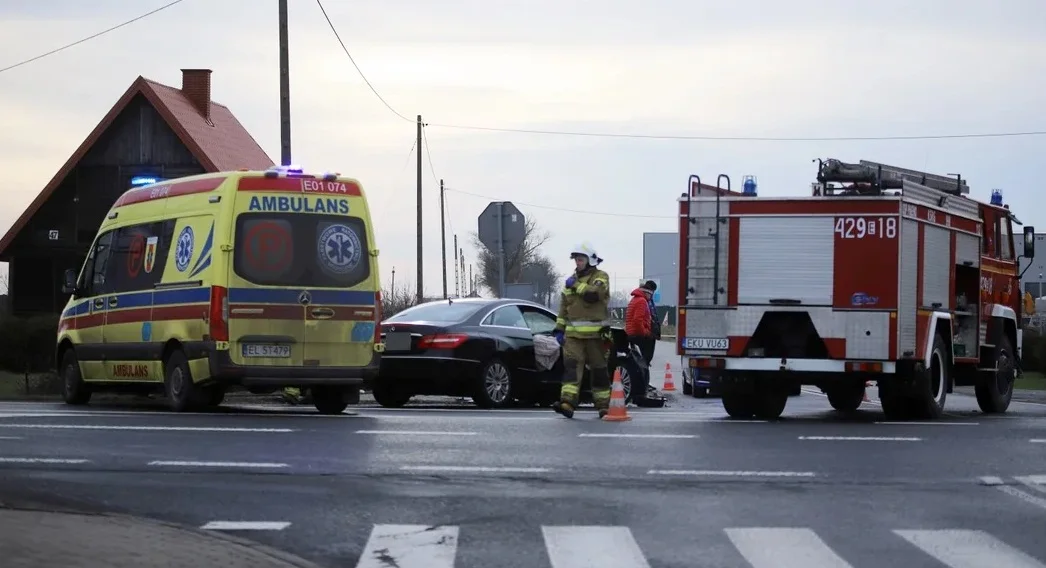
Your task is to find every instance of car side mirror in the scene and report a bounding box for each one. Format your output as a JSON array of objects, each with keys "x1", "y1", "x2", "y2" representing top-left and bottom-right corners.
[
  {"x1": 1024, "y1": 226, "x2": 1035, "y2": 259},
  {"x1": 61, "y1": 268, "x2": 78, "y2": 295}
]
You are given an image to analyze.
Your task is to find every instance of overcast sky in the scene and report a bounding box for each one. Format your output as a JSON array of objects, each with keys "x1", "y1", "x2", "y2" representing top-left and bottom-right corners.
[{"x1": 1, "y1": 0, "x2": 1044, "y2": 297}]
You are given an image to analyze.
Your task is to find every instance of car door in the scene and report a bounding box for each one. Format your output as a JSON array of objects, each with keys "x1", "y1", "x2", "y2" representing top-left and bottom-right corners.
[
  {"x1": 518, "y1": 306, "x2": 562, "y2": 378},
  {"x1": 480, "y1": 304, "x2": 535, "y2": 379},
  {"x1": 73, "y1": 231, "x2": 115, "y2": 380}
]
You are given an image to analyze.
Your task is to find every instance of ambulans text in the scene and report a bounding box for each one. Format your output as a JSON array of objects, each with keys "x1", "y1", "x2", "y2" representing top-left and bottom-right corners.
[{"x1": 247, "y1": 196, "x2": 350, "y2": 214}]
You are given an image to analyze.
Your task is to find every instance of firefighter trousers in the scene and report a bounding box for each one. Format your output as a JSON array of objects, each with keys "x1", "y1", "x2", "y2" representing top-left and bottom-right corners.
[{"x1": 561, "y1": 337, "x2": 610, "y2": 410}]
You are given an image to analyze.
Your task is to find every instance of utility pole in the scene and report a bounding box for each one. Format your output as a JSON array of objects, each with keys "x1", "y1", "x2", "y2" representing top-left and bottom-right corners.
[
  {"x1": 459, "y1": 247, "x2": 464, "y2": 297},
  {"x1": 278, "y1": 0, "x2": 291, "y2": 165},
  {"x1": 469, "y1": 264, "x2": 473, "y2": 296},
  {"x1": 453, "y1": 234, "x2": 459, "y2": 297},
  {"x1": 391, "y1": 266, "x2": 395, "y2": 293},
  {"x1": 416, "y1": 115, "x2": 423, "y2": 303},
  {"x1": 440, "y1": 179, "x2": 447, "y2": 299}
]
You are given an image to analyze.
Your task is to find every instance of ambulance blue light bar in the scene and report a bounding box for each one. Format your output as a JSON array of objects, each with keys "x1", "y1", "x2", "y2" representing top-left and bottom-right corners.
[
  {"x1": 990, "y1": 189, "x2": 1003, "y2": 206},
  {"x1": 130, "y1": 176, "x2": 162, "y2": 187},
  {"x1": 264, "y1": 165, "x2": 307, "y2": 178}
]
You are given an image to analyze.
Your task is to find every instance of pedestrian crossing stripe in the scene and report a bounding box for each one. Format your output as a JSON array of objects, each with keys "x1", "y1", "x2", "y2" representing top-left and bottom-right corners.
[{"x1": 200, "y1": 523, "x2": 1046, "y2": 567}]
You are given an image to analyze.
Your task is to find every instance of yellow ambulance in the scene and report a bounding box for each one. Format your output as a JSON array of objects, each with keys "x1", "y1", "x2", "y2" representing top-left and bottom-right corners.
[{"x1": 56, "y1": 166, "x2": 383, "y2": 414}]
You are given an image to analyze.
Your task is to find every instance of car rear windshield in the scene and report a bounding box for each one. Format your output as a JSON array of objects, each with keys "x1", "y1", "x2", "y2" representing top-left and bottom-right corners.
[
  {"x1": 233, "y1": 213, "x2": 370, "y2": 288},
  {"x1": 385, "y1": 302, "x2": 483, "y2": 323}
]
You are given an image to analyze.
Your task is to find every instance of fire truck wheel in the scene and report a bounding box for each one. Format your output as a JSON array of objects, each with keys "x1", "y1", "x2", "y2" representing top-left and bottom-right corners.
[
  {"x1": 975, "y1": 334, "x2": 1015, "y2": 413},
  {"x1": 722, "y1": 391, "x2": 755, "y2": 419},
  {"x1": 915, "y1": 334, "x2": 949, "y2": 419},
  {"x1": 752, "y1": 391, "x2": 789, "y2": 420},
  {"x1": 826, "y1": 385, "x2": 864, "y2": 412}
]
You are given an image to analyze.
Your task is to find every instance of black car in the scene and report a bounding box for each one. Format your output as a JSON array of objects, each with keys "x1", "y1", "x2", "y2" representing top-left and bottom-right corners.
[{"x1": 370, "y1": 298, "x2": 643, "y2": 409}]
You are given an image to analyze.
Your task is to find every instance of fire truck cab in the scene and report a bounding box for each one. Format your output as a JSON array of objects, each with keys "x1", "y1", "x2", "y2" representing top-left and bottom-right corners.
[{"x1": 676, "y1": 159, "x2": 1035, "y2": 421}]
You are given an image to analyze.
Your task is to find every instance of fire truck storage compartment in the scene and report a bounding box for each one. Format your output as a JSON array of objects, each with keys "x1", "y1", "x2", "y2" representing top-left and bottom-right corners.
[
  {"x1": 952, "y1": 231, "x2": 981, "y2": 359},
  {"x1": 685, "y1": 199, "x2": 731, "y2": 306},
  {"x1": 737, "y1": 216, "x2": 834, "y2": 306}
]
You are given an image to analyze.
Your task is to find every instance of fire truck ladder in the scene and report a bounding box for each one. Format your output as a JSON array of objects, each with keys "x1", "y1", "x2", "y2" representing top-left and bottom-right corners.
[
  {"x1": 815, "y1": 159, "x2": 970, "y2": 197},
  {"x1": 683, "y1": 174, "x2": 729, "y2": 306}
]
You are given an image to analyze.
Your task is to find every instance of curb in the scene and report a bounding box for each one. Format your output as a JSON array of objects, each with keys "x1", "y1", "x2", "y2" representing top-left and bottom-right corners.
[{"x1": 0, "y1": 503, "x2": 327, "y2": 568}]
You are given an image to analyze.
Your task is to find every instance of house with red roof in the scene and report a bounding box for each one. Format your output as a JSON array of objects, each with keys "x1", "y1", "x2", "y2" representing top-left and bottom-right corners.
[{"x1": 0, "y1": 69, "x2": 274, "y2": 315}]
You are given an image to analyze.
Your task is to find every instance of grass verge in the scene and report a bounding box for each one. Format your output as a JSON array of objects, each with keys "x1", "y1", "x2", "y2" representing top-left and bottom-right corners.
[
  {"x1": 1016, "y1": 371, "x2": 1046, "y2": 391},
  {"x1": 0, "y1": 371, "x2": 61, "y2": 400}
]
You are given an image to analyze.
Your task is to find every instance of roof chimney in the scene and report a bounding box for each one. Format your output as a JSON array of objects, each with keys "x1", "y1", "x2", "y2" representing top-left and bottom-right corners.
[{"x1": 180, "y1": 68, "x2": 213, "y2": 123}]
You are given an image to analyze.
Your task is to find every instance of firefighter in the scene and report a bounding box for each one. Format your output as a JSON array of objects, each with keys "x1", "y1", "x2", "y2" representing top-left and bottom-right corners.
[{"x1": 553, "y1": 243, "x2": 611, "y2": 418}]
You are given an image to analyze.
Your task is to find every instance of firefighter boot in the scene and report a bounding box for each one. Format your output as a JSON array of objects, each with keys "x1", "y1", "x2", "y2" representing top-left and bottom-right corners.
[{"x1": 554, "y1": 400, "x2": 576, "y2": 419}]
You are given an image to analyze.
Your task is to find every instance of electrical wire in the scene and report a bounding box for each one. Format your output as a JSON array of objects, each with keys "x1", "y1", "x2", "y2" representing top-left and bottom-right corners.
[
  {"x1": 443, "y1": 186, "x2": 676, "y2": 219},
  {"x1": 314, "y1": 1, "x2": 1044, "y2": 143},
  {"x1": 315, "y1": 0, "x2": 413, "y2": 123},
  {"x1": 421, "y1": 125, "x2": 440, "y2": 184},
  {"x1": 0, "y1": 0, "x2": 188, "y2": 74},
  {"x1": 425, "y1": 122, "x2": 1046, "y2": 142}
]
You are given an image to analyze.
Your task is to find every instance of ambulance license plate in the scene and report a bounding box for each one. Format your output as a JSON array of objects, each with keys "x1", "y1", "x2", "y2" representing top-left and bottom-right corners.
[
  {"x1": 383, "y1": 332, "x2": 412, "y2": 352},
  {"x1": 242, "y1": 344, "x2": 291, "y2": 358}
]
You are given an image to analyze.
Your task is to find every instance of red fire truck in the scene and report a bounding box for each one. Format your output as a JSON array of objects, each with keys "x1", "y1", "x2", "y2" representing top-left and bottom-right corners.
[{"x1": 675, "y1": 159, "x2": 1035, "y2": 421}]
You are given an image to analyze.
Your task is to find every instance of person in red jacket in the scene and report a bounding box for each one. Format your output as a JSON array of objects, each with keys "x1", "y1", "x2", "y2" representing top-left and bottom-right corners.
[{"x1": 625, "y1": 281, "x2": 656, "y2": 366}]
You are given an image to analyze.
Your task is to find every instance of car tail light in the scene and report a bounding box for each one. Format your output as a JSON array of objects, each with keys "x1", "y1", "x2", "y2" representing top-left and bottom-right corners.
[
  {"x1": 208, "y1": 285, "x2": 229, "y2": 342},
  {"x1": 418, "y1": 333, "x2": 468, "y2": 349}
]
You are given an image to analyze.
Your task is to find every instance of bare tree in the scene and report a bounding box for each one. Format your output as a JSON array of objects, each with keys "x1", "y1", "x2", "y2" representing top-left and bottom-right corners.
[
  {"x1": 528, "y1": 254, "x2": 561, "y2": 306},
  {"x1": 470, "y1": 218, "x2": 555, "y2": 296},
  {"x1": 381, "y1": 278, "x2": 417, "y2": 318}
]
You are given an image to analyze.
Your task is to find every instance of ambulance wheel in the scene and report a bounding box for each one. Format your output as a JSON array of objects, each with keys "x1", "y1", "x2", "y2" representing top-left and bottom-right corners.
[
  {"x1": 61, "y1": 350, "x2": 91, "y2": 406},
  {"x1": 752, "y1": 390, "x2": 788, "y2": 420},
  {"x1": 164, "y1": 350, "x2": 200, "y2": 412},
  {"x1": 312, "y1": 386, "x2": 351, "y2": 415},
  {"x1": 827, "y1": 384, "x2": 865, "y2": 412},
  {"x1": 722, "y1": 391, "x2": 755, "y2": 419},
  {"x1": 976, "y1": 334, "x2": 1015, "y2": 414}
]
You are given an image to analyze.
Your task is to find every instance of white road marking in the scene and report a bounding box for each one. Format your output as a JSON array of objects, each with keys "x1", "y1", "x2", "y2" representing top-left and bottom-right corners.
[
  {"x1": 0, "y1": 436, "x2": 23, "y2": 439},
  {"x1": 542, "y1": 526, "x2": 651, "y2": 568},
  {"x1": 354, "y1": 430, "x2": 478, "y2": 436},
  {"x1": 992, "y1": 484, "x2": 1046, "y2": 512},
  {"x1": 798, "y1": 436, "x2": 922, "y2": 441},
  {"x1": 978, "y1": 476, "x2": 1005, "y2": 486},
  {"x1": 400, "y1": 465, "x2": 551, "y2": 473},
  {"x1": 895, "y1": 529, "x2": 1046, "y2": 568},
  {"x1": 647, "y1": 469, "x2": 817, "y2": 478},
  {"x1": 201, "y1": 521, "x2": 290, "y2": 531},
  {"x1": 0, "y1": 457, "x2": 89, "y2": 464},
  {"x1": 875, "y1": 421, "x2": 979, "y2": 426},
  {"x1": 355, "y1": 524, "x2": 458, "y2": 568},
  {"x1": 0, "y1": 424, "x2": 294, "y2": 432},
  {"x1": 577, "y1": 433, "x2": 697, "y2": 439},
  {"x1": 147, "y1": 461, "x2": 289, "y2": 468},
  {"x1": 1031, "y1": 439, "x2": 1045, "y2": 443},
  {"x1": 725, "y1": 527, "x2": 853, "y2": 568},
  {"x1": 1016, "y1": 475, "x2": 1046, "y2": 495}
]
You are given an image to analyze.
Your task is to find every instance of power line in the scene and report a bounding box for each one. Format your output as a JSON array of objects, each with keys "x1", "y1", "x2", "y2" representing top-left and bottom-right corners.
[
  {"x1": 313, "y1": 1, "x2": 1043, "y2": 143},
  {"x1": 426, "y1": 122, "x2": 1046, "y2": 142},
  {"x1": 421, "y1": 125, "x2": 440, "y2": 183},
  {"x1": 444, "y1": 186, "x2": 675, "y2": 219},
  {"x1": 315, "y1": 0, "x2": 413, "y2": 123},
  {"x1": 0, "y1": 0, "x2": 188, "y2": 74}
]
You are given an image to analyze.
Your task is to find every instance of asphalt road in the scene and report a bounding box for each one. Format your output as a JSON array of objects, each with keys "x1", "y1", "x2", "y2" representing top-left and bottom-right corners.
[{"x1": 1, "y1": 377, "x2": 1045, "y2": 568}]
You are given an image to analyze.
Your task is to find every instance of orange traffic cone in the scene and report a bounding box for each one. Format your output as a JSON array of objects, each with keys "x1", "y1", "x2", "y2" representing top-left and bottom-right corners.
[
  {"x1": 662, "y1": 362, "x2": 676, "y2": 392},
  {"x1": 862, "y1": 381, "x2": 871, "y2": 403},
  {"x1": 602, "y1": 368, "x2": 632, "y2": 422}
]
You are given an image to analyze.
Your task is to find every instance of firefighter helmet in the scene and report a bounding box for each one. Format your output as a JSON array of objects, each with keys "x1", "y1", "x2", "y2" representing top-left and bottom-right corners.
[{"x1": 570, "y1": 242, "x2": 602, "y2": 266}]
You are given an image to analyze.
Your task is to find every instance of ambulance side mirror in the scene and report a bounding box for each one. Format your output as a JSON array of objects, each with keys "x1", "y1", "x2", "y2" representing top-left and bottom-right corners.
[
  {"x1": 61, "y1": 269, "x2": 78, "y2": 295},
  {"x1": 1024, "y1": 226, "x2": 1035, "y2": 260}
]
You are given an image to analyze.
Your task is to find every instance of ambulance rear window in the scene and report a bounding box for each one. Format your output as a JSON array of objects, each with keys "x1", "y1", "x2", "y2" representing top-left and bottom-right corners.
[{"x1": 233, "y1": 213, "x2": 370, "y2": 288}]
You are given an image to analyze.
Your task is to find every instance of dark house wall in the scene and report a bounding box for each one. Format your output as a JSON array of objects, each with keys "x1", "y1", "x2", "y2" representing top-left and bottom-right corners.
[{"x1": 7, "y1": 94, "x2": 206, "y2": 315}]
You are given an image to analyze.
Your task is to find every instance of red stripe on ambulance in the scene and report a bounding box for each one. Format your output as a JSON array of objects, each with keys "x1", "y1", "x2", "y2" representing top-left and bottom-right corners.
[
  {"x1": 113, "y1": 177, "x2": 226, "y2": 207},
  {"x1": 237, "y1": 176, "x2": 362, "y2": 196}
]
